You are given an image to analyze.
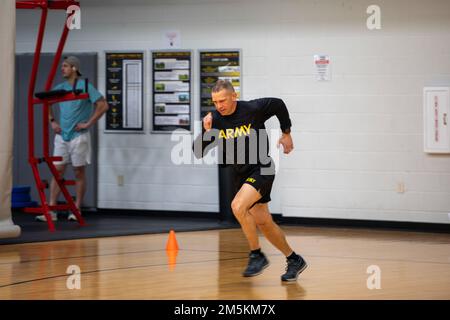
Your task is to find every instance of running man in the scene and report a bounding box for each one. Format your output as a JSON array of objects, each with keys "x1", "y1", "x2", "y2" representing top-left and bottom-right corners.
[{"x1": 193, "y1": 80, "x2": 307, "y2": 282}]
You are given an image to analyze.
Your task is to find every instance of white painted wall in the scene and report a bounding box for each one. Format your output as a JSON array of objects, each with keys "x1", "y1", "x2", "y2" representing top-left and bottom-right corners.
[{"x1": 15, "y1": 0, "x2": 450, "y2": 223}]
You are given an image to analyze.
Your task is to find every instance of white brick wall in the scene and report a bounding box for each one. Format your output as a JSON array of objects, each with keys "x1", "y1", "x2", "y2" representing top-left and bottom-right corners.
[{"x1": 15, "y1": 0, "x2": 450, "y2": 223}]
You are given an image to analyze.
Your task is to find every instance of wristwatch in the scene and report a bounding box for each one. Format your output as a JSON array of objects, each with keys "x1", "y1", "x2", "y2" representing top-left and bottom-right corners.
[{"x1": 282, "y1": 127, "x2": 291, "y2": 134}]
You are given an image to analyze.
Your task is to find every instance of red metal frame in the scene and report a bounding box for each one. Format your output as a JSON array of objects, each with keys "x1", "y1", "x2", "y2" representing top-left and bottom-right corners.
[
  {"x1": 17, "y1": 0, "x2": 86, "y2": 231},
  {"x1": 16, "y1": 0, "x2": 78, "y2": 10}
]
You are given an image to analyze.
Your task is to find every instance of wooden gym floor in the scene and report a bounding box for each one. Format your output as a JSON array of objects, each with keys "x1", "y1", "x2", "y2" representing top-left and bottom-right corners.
[{"x1": 0, "y1": 226, "x2": 449, "y2": 299}]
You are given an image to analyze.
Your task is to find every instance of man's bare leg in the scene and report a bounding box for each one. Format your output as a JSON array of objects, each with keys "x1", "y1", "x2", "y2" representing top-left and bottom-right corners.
[
  {"x1": 73, "y1": 165, "x2": 86, "y2": 210},
  {"x1": 231, "y1": 183, "x2": 263, "y2": 251},
  {"x1": 249, "y1": 203, "x2": 307, "y2": 282},
  {"x1": 231, "y1": 183, "x2": 272, "y2": 277},
  {"x1": 65, "y1": 165, "x2": 86, "y2": 221},
  {"x1": 36, "y1": 164, "x2": 66, "y2": 221},
  {"x1": 49, "y1": 164, "x2": 67, "y2": 207},
  {"x1": 249, "y1": 203, "x2": 293, "y2": 257}
]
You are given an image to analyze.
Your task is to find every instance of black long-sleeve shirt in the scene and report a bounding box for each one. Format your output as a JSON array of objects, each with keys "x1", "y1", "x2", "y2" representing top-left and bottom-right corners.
[{"x1": 193, "y1": 98, "x2": 292, "y2": 176}]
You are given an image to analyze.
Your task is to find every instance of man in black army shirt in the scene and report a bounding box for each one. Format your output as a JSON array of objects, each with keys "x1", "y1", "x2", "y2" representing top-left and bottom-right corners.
[{"x1": 193, "y1": 80, "x2": 307, "y2": 282}]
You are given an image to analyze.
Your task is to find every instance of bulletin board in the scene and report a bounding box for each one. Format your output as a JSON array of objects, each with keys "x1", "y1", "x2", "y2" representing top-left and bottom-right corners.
[
  {"x1": 152, "y1": 50, "x2": 192, "y2": 132},
  {"x1": 199, "y1": 50, "x2": 242, "y2": 118},
  {"x1": 105, "y1": 51, "x2": 144, "y2": 132}
]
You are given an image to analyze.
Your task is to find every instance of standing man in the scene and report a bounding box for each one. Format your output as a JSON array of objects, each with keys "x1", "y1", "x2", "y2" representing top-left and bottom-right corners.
[
  {"x1": 193, "y1": 80, "x2": 307, "y2": 282},
  {"x1": 36, "y1": 56, "x2": 109, "y2": 222}
]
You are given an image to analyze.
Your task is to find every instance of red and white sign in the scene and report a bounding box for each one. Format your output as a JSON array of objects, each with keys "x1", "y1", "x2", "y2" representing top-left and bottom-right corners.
[
  {"x1": 314, "y1": 54, "x2": 331, "y2": 81},
  {"x1": 423, "y1": 87, "x2": 450, "y2": 153}
]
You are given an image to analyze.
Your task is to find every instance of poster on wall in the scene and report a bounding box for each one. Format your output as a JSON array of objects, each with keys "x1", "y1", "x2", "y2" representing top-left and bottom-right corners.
[
  {"x1": 105, "y1": 52, "x2": 144, "y2": 132},
  {"x1": 199, "y1": 50, "x2": 241, "y2": 118},
  {"x1": 152, "y1": 51, "x2": 192, "y2": 132},
  {"x1": 314, "y1": 54, "x2": 331, "y2": 81},
  {"x1": 162, "y1": 30, "x2": 181, "y2": 48}
]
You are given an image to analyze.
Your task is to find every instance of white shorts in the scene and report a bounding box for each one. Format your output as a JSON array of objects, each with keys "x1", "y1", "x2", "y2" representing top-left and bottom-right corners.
[{"x1": 53, "y1": 132, "x2": 91, "y2": 167}]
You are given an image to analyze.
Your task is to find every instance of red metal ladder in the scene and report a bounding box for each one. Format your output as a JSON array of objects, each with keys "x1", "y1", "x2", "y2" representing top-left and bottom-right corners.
[{"x1": 16, "y1": 0, "x2": 86, "y2": 231}]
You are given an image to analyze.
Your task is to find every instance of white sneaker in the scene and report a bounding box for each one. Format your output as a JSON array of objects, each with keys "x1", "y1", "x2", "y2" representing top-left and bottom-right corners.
[
  {"x1": 67, "y1": 213, "x2": 80, "y2": 221},
  {"x1": 35, "y1": 211, "x2": 58, "y2": 222}
]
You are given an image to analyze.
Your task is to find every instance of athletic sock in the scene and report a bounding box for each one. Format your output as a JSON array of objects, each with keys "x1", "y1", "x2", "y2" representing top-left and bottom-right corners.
[
  {"x1": 251, "y1": 248, "x2": 262, "y2": 256},
  {"x1": 287, "y1": 251, "x2": 300, "y2": 261}
]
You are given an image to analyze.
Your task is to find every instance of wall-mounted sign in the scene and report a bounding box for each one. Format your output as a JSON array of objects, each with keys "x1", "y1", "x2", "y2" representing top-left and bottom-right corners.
[
  {"x1": 314, "y1": 54, "x2": 331, "y2": 81},
  {"x1": 105, "y1": 52, "x2": 144, "y2": 132},
  {"x1": 152, "y1": 51, "x2": 192, "y2": 132},
  {"x1": 199, "y1": 50, "x2": 241, "y2": 118},
  {"x1": 423, "y1": 87, "x2": 450, "y2": 153}
]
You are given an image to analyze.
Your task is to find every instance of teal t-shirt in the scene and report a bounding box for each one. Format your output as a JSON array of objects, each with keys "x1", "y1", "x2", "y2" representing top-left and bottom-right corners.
[{"x1": 53, "y1": 79, "x2": 103, "y2": 141}]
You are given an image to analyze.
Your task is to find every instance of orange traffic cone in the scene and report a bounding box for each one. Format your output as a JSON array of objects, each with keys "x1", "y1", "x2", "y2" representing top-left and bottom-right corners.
[
  {"x1": 166, "y1": 250, "x2": 178, "y2": 272},
  {"x1": 166, "y1": 229, "x2": 179, "y2": 251}
]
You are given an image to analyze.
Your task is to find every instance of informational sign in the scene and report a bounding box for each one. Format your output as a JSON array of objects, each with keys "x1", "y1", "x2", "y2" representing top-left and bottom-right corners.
[
  {"x1": 162, "y1": 30, "x2": 181, "y2": 48},
  {"x1": 314, "y1": 54, "x2": 331, "y2": 81},
  {"x1": 423, "y1": 87, "x2": 450, "y2": 153},
  {"x1": 199, "y1": 50, "x2": 241, "y2": 118},
  {"x1": 152, "y1": 51, "x2": 192, "y2": 132},
  {"x1": 105, "y1": 52, "x2": 144, "y2": 132}
]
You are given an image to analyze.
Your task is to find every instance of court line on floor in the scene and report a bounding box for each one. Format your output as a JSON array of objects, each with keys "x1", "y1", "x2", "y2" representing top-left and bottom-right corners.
[
  {"x1": 1, "y1": 248, "x2": 450, "y2": 289},
  {"x1": 1, "y1": 246, "x2": 449, "y2": 268},
  {"x1": 0, "y1": 255, "x2": 250, "y2": 289},
  {"x1": 0, "y1": 248, "x2": 249, "y2": 266}
]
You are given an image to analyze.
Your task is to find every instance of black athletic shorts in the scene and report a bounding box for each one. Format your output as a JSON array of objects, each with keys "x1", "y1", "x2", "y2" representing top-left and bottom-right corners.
[{"x1": 234, "y1": 166, "x2": 275, "y2": 206}]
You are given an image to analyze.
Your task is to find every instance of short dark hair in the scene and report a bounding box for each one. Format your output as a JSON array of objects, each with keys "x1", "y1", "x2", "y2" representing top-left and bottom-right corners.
[{"x1": 211, "y1": 79, "x2": 235, "y2": 93}]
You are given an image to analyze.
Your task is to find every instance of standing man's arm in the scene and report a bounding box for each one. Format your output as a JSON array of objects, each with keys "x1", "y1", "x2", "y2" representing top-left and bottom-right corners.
[
  {"x1": 257, "y1": 98, "x2": 294, "y2": 154},
  {"x1": 48, "y1": 103, "x2": 62, "y2": 134},
  {"x1": 75, "y1": 98, "x2": 109, "y2": 131},
  {"x1": 75, "y1": 83, "x2": 109, "y2": 131},
  {"x1": 48, "y1": 84, "x2": 62, "y2": 134}
]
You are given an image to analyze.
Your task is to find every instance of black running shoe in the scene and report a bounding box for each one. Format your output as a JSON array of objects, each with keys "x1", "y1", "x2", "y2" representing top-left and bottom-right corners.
[
  {"x1": 281, "y1": 255, "x2": 308, "y2": 282},
  {"x1": 242, "y1": 252, "x2": 270, "y2": 277}
]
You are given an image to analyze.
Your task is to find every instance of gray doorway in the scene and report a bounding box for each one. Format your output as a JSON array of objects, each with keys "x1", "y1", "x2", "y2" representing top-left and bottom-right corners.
[{"x1": 14, "y1": 53, "x2": 98, "y2": 210}]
